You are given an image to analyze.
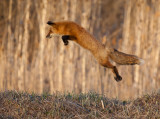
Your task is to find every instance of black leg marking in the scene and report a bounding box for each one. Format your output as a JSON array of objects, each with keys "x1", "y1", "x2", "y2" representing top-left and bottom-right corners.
[
  {"x1": 62, "y1": 35, "x2": 70, "y2": 45},
  {"x1": 113, "y1": 66, "x2": 122, "y2": 82},
  {"x1": 62, "y1": 35, "x2": 77, "y2": 46},
  {"x1": 62, "y1": 35, "x2": 70, "y2": 40},
  {"x1": 63, "y1": 39, "x2": 69, "y2": 45},
  {"x1": 114, "y1": 75, "x2": 122, "y2": 82}
]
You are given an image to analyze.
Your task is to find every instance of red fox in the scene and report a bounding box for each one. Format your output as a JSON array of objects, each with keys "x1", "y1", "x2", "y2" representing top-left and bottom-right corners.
[{"x1": 46, "y1": 21, "x2": 144, "y2": 82}]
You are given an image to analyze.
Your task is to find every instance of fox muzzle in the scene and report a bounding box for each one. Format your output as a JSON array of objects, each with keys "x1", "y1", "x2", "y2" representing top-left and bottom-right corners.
[{"x1": 46, "y1": 34, "x2": 52, "y2": 39}]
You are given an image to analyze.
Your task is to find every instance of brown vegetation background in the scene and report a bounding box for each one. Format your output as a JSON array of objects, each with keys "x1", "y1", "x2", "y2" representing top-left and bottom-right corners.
[{"x1": 0, "y1": 0, "x2": 159, "y2": 99}]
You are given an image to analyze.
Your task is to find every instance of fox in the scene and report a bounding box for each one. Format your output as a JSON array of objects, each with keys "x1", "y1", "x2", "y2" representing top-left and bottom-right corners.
[{"x1": 46, "y1": 21, "x2": 144, "y2": 82}]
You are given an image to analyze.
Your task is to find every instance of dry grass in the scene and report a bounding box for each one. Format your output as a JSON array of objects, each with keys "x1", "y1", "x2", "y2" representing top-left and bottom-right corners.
[{"x1": 0, "y1": 91, "x2": 159, "y2": 119}]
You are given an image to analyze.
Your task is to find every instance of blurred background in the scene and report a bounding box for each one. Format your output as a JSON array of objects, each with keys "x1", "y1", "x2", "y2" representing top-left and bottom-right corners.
[{"x1": 0, "y1": 0, "x2": 160, "y2": 99}]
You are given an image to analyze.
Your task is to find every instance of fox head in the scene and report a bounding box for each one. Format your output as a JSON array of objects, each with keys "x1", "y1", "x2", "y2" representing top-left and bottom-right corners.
[{"x1": 46, "y1": 21, "x2": 61, "y2": 38}]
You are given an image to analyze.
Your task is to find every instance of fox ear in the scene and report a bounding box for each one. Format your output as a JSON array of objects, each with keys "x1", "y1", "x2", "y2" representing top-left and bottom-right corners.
[{"x1": 47, "y1": 21, "x2": 55, "y2": 26}]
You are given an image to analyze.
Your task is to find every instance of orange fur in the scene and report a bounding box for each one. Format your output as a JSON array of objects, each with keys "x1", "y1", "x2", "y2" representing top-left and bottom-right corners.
[{"x1": 46, "y1": 21, "x2": 144, "y2": 82}]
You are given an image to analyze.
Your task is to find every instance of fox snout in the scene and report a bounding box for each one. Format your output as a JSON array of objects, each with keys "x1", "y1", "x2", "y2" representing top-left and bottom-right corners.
[
  {"x1": 46, "y1": 34, "x2": 52, "y2": 39},
  {"x1": 46, "y1": 30, "x2": 53, "y2": 38}
]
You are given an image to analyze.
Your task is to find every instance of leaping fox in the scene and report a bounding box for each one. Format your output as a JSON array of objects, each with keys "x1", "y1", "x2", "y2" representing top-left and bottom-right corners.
[{"x1": 46, "y1": 21, "x2": 144, "y2": 82}]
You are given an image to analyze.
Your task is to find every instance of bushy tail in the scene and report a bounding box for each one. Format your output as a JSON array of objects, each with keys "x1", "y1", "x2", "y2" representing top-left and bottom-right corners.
[{"x1": 109, "y1": 49, "x2": 144, "y2": 65}]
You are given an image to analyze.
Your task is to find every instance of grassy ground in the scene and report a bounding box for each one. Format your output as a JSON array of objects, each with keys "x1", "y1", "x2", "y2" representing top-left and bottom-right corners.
[{"x1": 0, "y1": 91, "x2": 160, "y2": 119}]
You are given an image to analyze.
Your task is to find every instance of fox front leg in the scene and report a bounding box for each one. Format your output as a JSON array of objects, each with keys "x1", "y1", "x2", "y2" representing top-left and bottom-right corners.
[
  {"x1": 62, "y1": 35, "x2": 70, "y2": 45},
  {"x1": 61, "y1": 35, "x2": 77, "y2": 46}
]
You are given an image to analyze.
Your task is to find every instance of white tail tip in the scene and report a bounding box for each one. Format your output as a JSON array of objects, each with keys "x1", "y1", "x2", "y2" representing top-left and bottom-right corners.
[{"x1": 139, "y1": 58, "x2": 145, "y2": 65}]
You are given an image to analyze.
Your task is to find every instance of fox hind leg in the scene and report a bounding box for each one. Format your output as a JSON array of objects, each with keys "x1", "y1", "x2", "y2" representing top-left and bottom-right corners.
[
  {"x1": 104, "y1": 61, "x2": 122, "y2": 82},
  {"x1": 112, "y1": 66, "x2": 122, "y2": 82}
]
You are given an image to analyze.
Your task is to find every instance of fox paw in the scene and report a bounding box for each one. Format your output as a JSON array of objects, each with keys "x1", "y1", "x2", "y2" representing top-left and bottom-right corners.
[
  {"x1": 64, "y1": 41, "x2": 69, "y2": 45},
  {"x1": 114, "y1": 75, "x2": 122, "y2": 82}
]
